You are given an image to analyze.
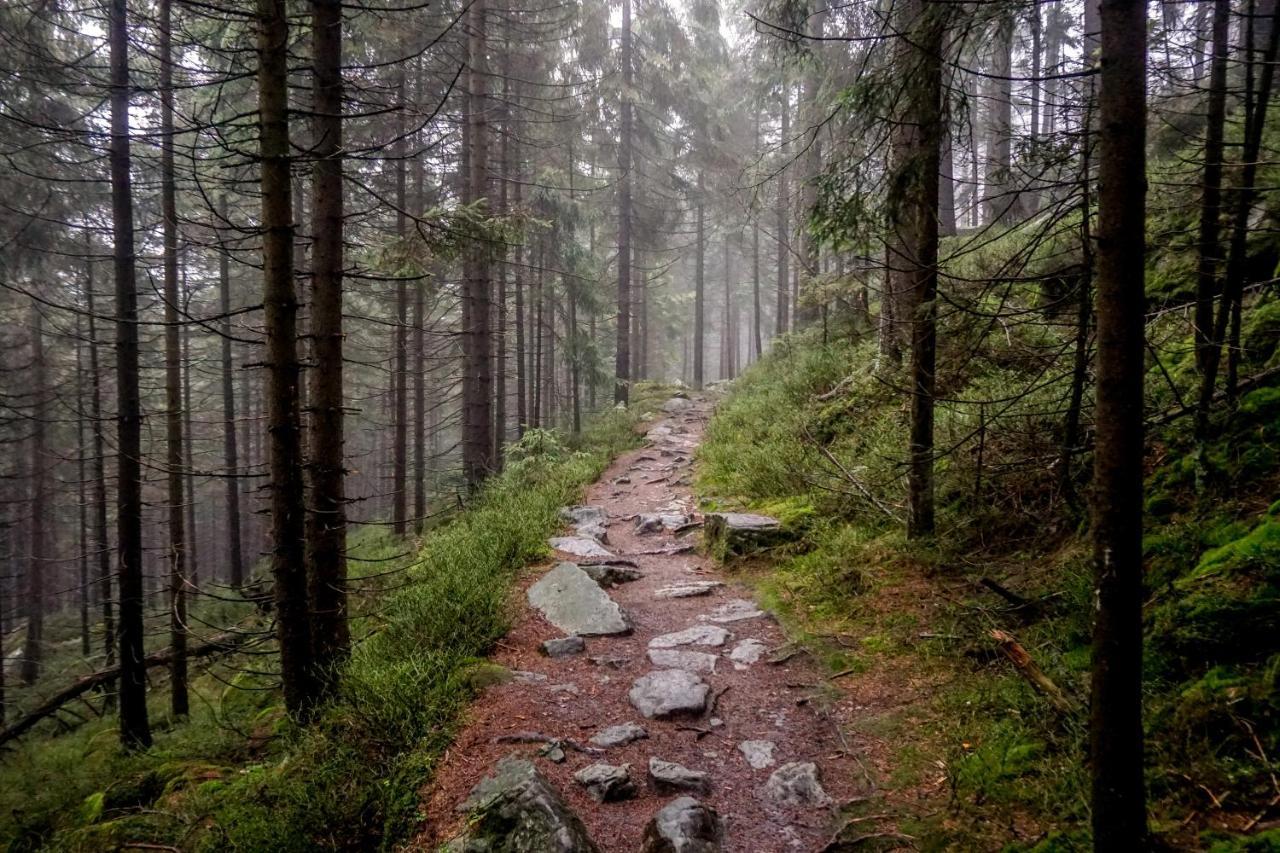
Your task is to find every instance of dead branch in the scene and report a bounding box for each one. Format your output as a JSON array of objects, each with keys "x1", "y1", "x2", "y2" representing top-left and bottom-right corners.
[{"x1": 990, "y1": 629, "x2": 1077, "y2": 714}]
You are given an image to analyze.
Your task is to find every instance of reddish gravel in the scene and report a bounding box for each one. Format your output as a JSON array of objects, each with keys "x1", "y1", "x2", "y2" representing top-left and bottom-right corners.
[{"x1": 411, "y1": 398, "x2": 864, "y2": 851}]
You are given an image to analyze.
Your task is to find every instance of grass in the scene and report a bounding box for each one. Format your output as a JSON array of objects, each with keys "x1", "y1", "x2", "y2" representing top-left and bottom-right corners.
[
  {"x1": 696, "y1": 325, "x2": 1280, "y2": 850},
  {"x1": 0, "y1": 382, "x2": 668, "y2": 851}
]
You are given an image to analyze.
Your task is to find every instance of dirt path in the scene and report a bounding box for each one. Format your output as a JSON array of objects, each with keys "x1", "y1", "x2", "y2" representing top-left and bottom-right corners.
[{"x1": 415, "y1": 397, "x2": 861, "y2": 851}]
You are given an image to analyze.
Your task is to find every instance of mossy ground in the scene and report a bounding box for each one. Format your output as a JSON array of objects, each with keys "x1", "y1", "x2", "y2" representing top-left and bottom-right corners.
[
  {"x1": 697, "y1": 328, "x2": 1280, "y2": 851},
  {"x1": 0, "y1": 382, "x2": 670, "y2": 852}
]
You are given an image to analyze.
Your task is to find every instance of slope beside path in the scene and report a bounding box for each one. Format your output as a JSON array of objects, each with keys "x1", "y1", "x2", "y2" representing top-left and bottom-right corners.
[{"x1": 414, "y1": 396, "x2": 863, "y2": 851}]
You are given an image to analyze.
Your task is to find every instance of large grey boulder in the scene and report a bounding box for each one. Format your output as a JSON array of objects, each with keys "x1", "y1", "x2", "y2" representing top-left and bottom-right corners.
[
  {"x1": 762, "y1": 762, "x2": 832, "y2": 807},
  {"x1": 648, "y1": 625, "x2": 731, "y2": 649},
  {"x1": 549, "y1": 536, "x2": 615, "y2": 559},
  {"x1": 573, "y1": 763, "x2": 636, "y2": 803},
  {"x1": 647, "y1": 648, "x2": 718, "y2": 674},
  {"x1": 560, "y1": 506, "x2": 609, "y2": 543},
  {"x1": 703, "y1": 512, "x2": 790, "y2": 557},
  {"x1": 528, "y1": 563, "x2": 631, "y2": 636},
  {"x1": 448, "y1": 756, "x2": 601, "y2": 852},
  {"x1": 648, "y1": 757, "x2": 710, "y2": 794},
  {"x1": 628, "y1": 669, "x2": 710, "y2": 718},
  {"x1": 639, "y1": 797, "x2": 722, "y2": 853},
  {"x1": 728, "y1": 639, "x2": 767, "y2": 668}
]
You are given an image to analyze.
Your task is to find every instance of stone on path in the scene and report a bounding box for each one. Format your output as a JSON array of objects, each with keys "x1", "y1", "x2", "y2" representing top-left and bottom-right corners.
[
  {"x1": 701, "y1": 599, "x2": 765, "y2": 623},
  {"x1": 647, "y1": 648, "x2": 718, "y2": 674},
  {"x1": 654, "y1": 581, "x2": 722, "y2": 599},
  {"x1": 528, "y1": 563, "x2": 630, "y2": 636},
  {"x1": 579, "y1": 562, "x2": 644, "y2": 587},
  {"x1": 661, "y1": 397, "x2": 694, "y2": 414},
  {"x1": 648, "y1": 625, "x2": 731, "y2": 649},
  {"x1": 703, "y1": 512, "x2": 790, "y2": 557},
  {"x1": 589, "y1": 722, "x2": 648, "y2": 749},
  {"x1": 635, "y1": 514, "x2": 664, "y2": 535},
  {"x1": 639, "y1": 797, "x2": 722, "y2": 853},
  {"x1": 573, "y1": 763, "x2": 636, "y2": 803},
  {"x1": 448, "y1": 755, "x2": 601, "y2": 852},
  {"x1": 589, "y1": 655, "x2": 631, "y2": 670},
  {"x1": 541, "y1": 636, "x2": 586, "y2": 658},
  {"x1": 762, "y1": 762, "x2": 832, "y2": 807},
  {"x1": 549, "y1": 536, "x2": 615, "y2": 559},
  {"x1": 728, "y1": 639, "x2": 767, "y2": 668},
  {"x1": 628, "y1": 669, "x2": 710, "y2": 718},
  {"x1": 737, "y1": 740, "x2": 776, "y2": 770},
  {"x1": 560, "y1": 506, "x2": 609, "y2": 543},
  {"x1": 647, "y1": 757, "x2": 711, "y2": 794}
]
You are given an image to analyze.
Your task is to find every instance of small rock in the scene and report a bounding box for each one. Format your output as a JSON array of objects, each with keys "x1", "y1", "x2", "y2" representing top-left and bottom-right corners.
[
  {"x1": 640, "y1": 796, "x2": 722, "y2": 853},
  {"x1": 738, "y1": 740, "x2": 776, "y2": 770},
  {"x1": 573, "y1": 763, "x2": 636, "y2": 803},
  {"x1": 661, "y1": 397, "x2": 695, "y2": 414},
  {"x1": 628, "y1": 669, "x2": 710, "y2": 718},
  {"x1": 560, "y1": 505, "x2": 607, "y2": 527},
  {"x1": 528, "y1": 562, "x2": 631, "y2": 636},
  {"x1": 450, "y1": 756, "x2": 601, "y2": 851},
  {"x1": 580, "y1": 562, "x2": 644, "y2": 587},
  {"x1": 541, "y1": 636, "x2": 586, "y2": 658},
  {"x1": 590, "y1": 722, "x2": 649, "y2": 748},
  {"x1": 589, "y1": 655, "x2": 632, "y2": 670},
  {"x1": 549, "y1": 536, "x2": 615, "y2": 558},
  {"x1": 648, "y1": 757, "x2": 711, "y2": 794},
  {"x1": 655, "y1": 581, "x2": 722, "y2": 599},
  {"x1": 539, "y1": 743, "x2": 567, "y2": 763},
  {"x1": 614, "y1": 475, "x2": 632, "y2": 485},
  {"x1": 709, "y1": 717, "x2": 724, "y2": 727},
  {"x1": 647, "y1": 648, "x2": 718, "y2": 674},
  {"x1": 729, "y1": 639, "x2": 767, "y2": 668},
  {"x1": 661, "y1": 513, "x2": 693, "y2": 530},
  {"x1": 511, "y1": 670, "x2": 547, "y2": 684},
  {"x1": 648, "y1": 625, "x2": 731, "y2": 649},
  {"x1": 577, "y1": 522, "x2": 609, "y2": 543},
  {"x1": 635, "y1": 514, "x2": 664, "y2": 534},
  {"x1": 763, "y1": 762, "x2": 832, "y2": 807},
  {"x1": 549, "y1": 683, "x2": 580, "y2": 696},
  {"x1": 701, "y1": 599, "x2": 765, "y2": 623}
]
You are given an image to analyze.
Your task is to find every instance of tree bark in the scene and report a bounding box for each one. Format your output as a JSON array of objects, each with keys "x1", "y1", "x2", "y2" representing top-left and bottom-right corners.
[
  {"x1": 85, "y1": 249, "x2": 115, "y2": 697},
  {"x1": 218, "y1": 196, "x2": 245, "y2": 590},
  {"x1": 108, "y1": 0, "x2": 150, "y2": 749},
  {"x1": 694, "y1": 170, "x2": 706, "y2": 390},
  {"x1": 1090, "y1": 0, "x2": 1149, "y2": 844},
  {"x1": 615, "y1": 0, "x2": 634, "y2": 404},
  {"x1": 259, "y1": 0, "x2": 317, "y2": 718},
  {"x1": 21, "y1": 304, "x2": 47, "y2": 685},
  {"x1": 1195, "y1": 0, "x2": 1231, "y2": 378},
  {"x1": 308, "y1": 0, "x2": 350, "y2": 689},
  {"x1": 776, "y1": 85, "x2": 790, "y2": 337}
]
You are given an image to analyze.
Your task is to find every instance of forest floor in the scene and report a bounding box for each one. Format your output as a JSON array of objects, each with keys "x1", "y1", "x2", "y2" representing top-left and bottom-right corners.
[{"x1": 411, "y1": 395, "x2": 930, "y2": 851}]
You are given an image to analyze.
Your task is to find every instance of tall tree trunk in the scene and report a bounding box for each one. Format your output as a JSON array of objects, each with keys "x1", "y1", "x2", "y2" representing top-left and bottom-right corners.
[
  {"x1": 183, "y1": 300, "x2": 199, "y2": 593},
  {"x1": 615, "y1": 0, "x2": 633, "y2": 404},
  {"x1": 218, "y1": 196, "x2": 245, "y2": 590},
  {"x1": 694, "y1": 172, "x2": 706, "y2": 390},
  {"x1": 899, "y1": 0, "x2": 945, "y2": 540},
  {"x1": 85, "y1": 250, "x2": 115, "y2": 699},
  {"x1": 159, "y1": 0, "x2": 189, "y2": 717},
  {"x1": 259, "y1": 0, "x2": 317, "y2": 719},
  {"x1": 984, "y1": 14, "x2": 1016, "y2": 225},
  {"x1": 514, "y1": 153, "x2": 527, "y2": 435},
  {"x1": 392, "y1": 60, "x2": 409, "y2": 534},
  {"x1": 1090, "y1": 0, "x2": 1149, "y2": 844},
  {"x1": 796, "y1": 4, "x2": 828, "y2": 327},
  {"x1": 753, "y1": 116, "x2": 763, "y2": 360},
  {"x1": 495, "y1": 43, "x2": 512, "y2": 465},
  {"x1": 308, "y1": 0, "x2": 350, "y2": 690},
  {"x1": 462, "y1": 0, "x2": 495, "y2": 487},
  {"x1": 109, "y1": 0, "x2": 151, "y2": 749},
  {"x1": 20, "y1": 305, "x2": 47, "y2": 685},
  {"x1": 776, "y1": 85, "x2": 790, "y2": 335},
  {"x1": 77, "y1": 315, "x2": 91, "y2": 657},
  {"x1": 1195, "y1": 0, "x2": 1231, "y2": 378}
]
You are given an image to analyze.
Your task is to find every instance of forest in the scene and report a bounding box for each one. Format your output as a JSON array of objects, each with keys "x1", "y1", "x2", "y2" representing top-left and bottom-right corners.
[{"x1": 0, "y1": 0, "x2": 1276, "y2": 849}]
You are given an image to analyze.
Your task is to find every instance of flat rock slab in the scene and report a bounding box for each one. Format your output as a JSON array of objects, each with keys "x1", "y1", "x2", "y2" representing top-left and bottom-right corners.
[
  {"x1": 589, "y1": 722, "x2": 649, "y2": 748},
  {"x1": 573, "y1": 763, "x2": 636, "y2": 803},
  {"x1": 549, "y1": 536, "x2": 615, "y2": 558},
  {"x1": 628, "y1": 669, "x2": 710, "y2": 718},
  {"x1": 648, "y1": 758, "x2": 711, "y2": 794},
  {"x1": 661, "y1": 397, "x2": 695, "y2": 413},
  {"x1": 654, "y1": 581, "x2": 722, "y2": 599},
  {"x1": 580, "y1": 562, "x2": 644, "y2": 587},
  {"x1": 729, "y1": 639, "x2": 767, "y2": 668},
  {"x1": 640, "y1": 797, "x2": 722, "y2": 853},
  {"x1": 704, "y1": 512, "x2": 789, "y2": 557},
  {"x1": 762, "y1": 762, "x2": 832, "y2": 808},
  {"x1": 648, "y1": 625, "x2": 731, "y2": 649},
  {"x1": 647, "y1": 648, "x2": 718, "y2": 674},
  {"x1": 449, "y1": 755, "x2": 601, "y2": 851},
  {"x1": 560, "y1": 506, "x2": 609, "y2": 543},
  {"x1": 701, "y1": 599, "x2": 765, "y2": 623},
  {"x1": 528, "y1": 563, "x2": 631, "y2": 636},
  {"x1": 737, "y1": 740, "x2": 776, "y2": 770}
]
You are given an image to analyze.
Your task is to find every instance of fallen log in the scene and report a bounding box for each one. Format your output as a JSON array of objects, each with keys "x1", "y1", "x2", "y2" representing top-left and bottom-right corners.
[
  {"x1": 990, "y1": 629, "x2": 1077, "y2": 714},
  {"x1": 0, "y1": 630, "x2": 253, "y2": 748}
]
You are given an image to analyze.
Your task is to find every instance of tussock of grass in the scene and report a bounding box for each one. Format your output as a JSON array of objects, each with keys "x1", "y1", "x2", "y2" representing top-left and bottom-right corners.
[{"x1": 0, "y1": 392, "x2": 661, "y2": 851}]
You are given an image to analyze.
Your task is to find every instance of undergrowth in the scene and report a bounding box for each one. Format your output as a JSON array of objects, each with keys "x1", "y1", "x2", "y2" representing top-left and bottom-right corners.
[{"x1": 0, "y1": 382, "x2": 666, "y2": 851}]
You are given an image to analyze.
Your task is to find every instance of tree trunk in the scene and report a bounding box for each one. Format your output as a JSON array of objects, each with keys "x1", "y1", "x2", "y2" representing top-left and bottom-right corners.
[
  {"x1": 21, "y1": 304, "x2": 47, "y2": 685},
  {"x1": 259, "y1": 0, "x2": 317, "y2": 719},
  {"x1": 1195, "y1": 0, "x2": 1231, "y2": 378},
  {"x1": 108, "y1": 0, "x2": 151, "y2": 749},
  {"x1": 776, "y1": 84, "x2": 790, "y2": 336},
  {"x1": 984, "y1": 14, "x2": 1016, "y2": 225},
  {"x1": 1090, "y1": 0, "x2": 1149, "y2": 843},
  {"x1": 218, "y1": 197, "x2": 245, "y2": 590},
  {"x1": 77, "y1": 315, "x2": 91, "y2": 657},
  {"x1": 462, "y1": 0, "x2": 495, "y2": 487},
  {"x1": 615, "y1": 0, "x2": 633, "y2": 404},
  {"x1": 85, "y1": 249, "x2": 115, "y2": 699},
  {"x1": 308, "y1": 0, "x2": 350, "y2": 691},
  {"x1": 694, "y1": 170, "x2": 706, "y2": 390}
]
